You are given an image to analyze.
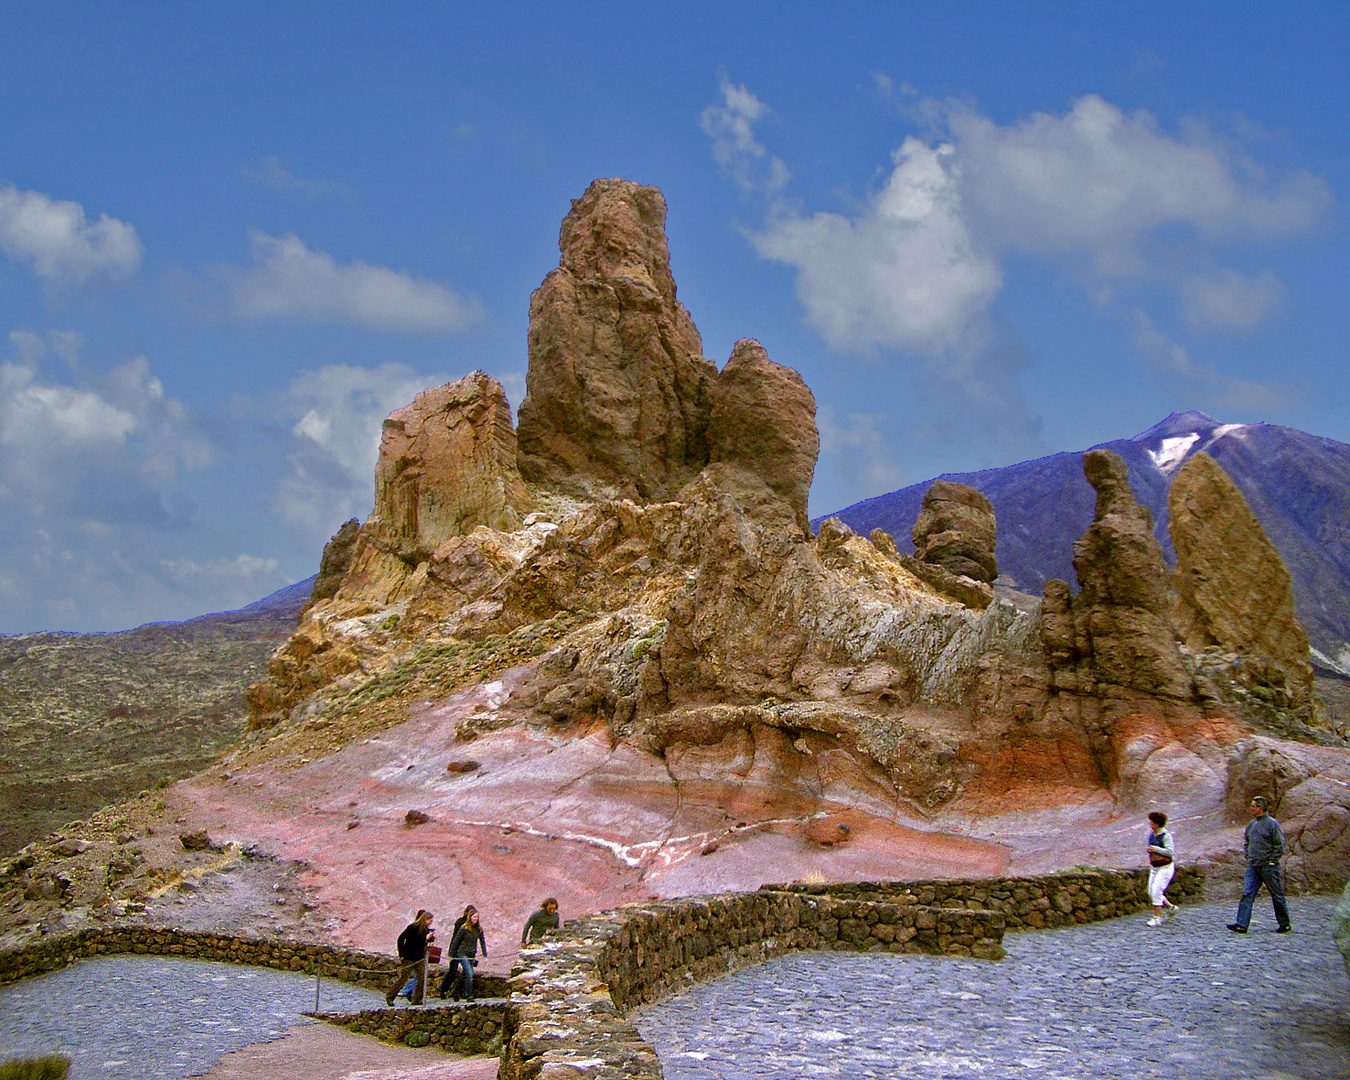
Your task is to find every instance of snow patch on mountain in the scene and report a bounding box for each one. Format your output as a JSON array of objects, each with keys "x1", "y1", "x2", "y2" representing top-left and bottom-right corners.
[{"x1": 1147, "y1": 433, "x2": 1200, "y2": 474}]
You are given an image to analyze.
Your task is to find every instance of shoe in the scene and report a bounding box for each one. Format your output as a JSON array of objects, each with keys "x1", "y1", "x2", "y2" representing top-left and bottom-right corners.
[
  {"x1": 1165, "y1": 905, "x2": 1178, "y2": 920},
  {"x1": 1227, "y1": 923, "x2": 1248, "y2": 934},
  {"x1": 1147, "y1": 916, "x2": 1163, "y2": 926},
  {"x1": 1276, "y1": 925, "x2": 1292, "y2": 933}
]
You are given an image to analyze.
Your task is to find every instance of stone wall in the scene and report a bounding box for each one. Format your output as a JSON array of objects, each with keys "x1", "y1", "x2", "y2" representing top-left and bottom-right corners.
[
  {"x1": 317, "y1": 1001, "x2": 508, "y2": 1055},
  {"x1": 0, "y1": 924, "x2": 507, "y2": 999},
  {"x1": 775, "y1": 867, "x2": 1206, "y2": 931}
]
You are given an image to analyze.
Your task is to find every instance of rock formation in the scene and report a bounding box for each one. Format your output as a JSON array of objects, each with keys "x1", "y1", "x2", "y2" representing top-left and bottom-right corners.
[
  {"x1": 1043, "y1": 449, "x2": 1192, "y2": 702},
  {"x1": 304, "y1": 518, "x2": 360, "y2": 611},
  {"x1": 339, "y1": 371, "x2": 530, "y2": 605},
  {"x1": 229, "y1": 176, "x2": 1347, "y2": 923},
  {"x1": 515, "y1": 178, "x2": 717, "y2": 501},
  {"x1": 912, "y1": 480, "x2": 997, "y2": 583},
  {"x1": 706, "y1": 338, "x2": 819, "y2": 533},
  {"x1": 1170, "y1": 451, "x2": 1315, "y2": 711}
]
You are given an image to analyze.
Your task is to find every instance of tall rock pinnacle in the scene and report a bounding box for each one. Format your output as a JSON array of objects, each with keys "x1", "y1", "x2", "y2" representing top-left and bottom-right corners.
[{"x1": 515, "y1": 178, "x2": 718, "y2": 501}]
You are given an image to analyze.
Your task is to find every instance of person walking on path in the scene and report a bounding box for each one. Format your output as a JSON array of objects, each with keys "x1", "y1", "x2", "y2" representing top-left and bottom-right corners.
[
  {"x1": 1146, "y1": 811, "x2": 1180, "y2": 926},
  {"x1": 521, "y1": 897, "x2": 560, "y2": 946},
  {"x1": 386, "y1": 909, "x2": 434, "y2": 1007},
  {"x1": 439, "y1": 905, "x2": 488, "y2": 1001},
  {"x1": 1228, "y1": 796, "x2": 1292, "y2": 934}
]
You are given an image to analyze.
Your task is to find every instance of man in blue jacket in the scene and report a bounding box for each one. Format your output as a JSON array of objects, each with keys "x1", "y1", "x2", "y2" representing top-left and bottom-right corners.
[{"x1": 1227, "y1": 797, "x2": 1292, "y2": 934}]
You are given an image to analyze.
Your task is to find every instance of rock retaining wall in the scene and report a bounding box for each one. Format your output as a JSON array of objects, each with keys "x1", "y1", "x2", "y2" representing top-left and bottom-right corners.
[
  {"x1": 0, "y1": 924, "x2": 508, "y2": 999},
  {"x1": 774, "y1": 866, "x2": 1206, "y2": 930},
  {"x1": 316, "y1": 1001, "x2": 509, "y2": 1055}
]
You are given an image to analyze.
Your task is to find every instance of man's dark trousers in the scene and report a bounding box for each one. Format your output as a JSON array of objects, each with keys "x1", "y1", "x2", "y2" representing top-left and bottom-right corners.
[{"x1": 1234, "y1": 862, "x2": 1290, "y2": 929}]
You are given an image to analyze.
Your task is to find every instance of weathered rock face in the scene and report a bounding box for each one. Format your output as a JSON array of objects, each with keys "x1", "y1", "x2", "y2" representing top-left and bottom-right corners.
[
  {"x1": 306, "y1": 518, "x2": 361, "y2": 610},
  {"x1": 707, "y1": 338, "x2": 819, "y2": 533},
  {"x1": 1170, "y1": 452, "x2": 1314, "y2": 708},
  {"x1": 515, "y1": 178, "x2": 717, "y2": 501},
  {"x1": 1044, "y1": 449, "x2": 1192, "y2": 702},
  {"x1": 339, "y1": 371, "x2": 530, "y2": 604},
  {"x1": 912, "y1": 480, "x2": 998, "y2": 584}
]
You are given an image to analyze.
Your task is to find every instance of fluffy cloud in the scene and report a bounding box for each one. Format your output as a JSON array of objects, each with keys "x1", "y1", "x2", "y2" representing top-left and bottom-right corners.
[
  {"x1": 700, "y1": 76, "x2": 790, "y2": 195},
  {"x1": 260, "y1": 362, "x2": 445, "y2": 545},
  {"x1": 232, "y1": 230, "x2": 485, "y2": 334},
  {"x1": 740, "y1": 92, "x2": 1328, "y2": 355},
  {"x1": 0, "y1": 185, "x2": 142, "y2": 283},
  {"x1": 754, "y1": 139, "x2": 1000, "y2": 355},
  {"x1": 0, "y1": 332, "x2": 213, "y2": 521},
  {"x1": 711, "y1": 81, "x2": 1330, "y2": 426},
  {"x1": 949, "y1": 95, "x2": 1330, "y2": 274}
]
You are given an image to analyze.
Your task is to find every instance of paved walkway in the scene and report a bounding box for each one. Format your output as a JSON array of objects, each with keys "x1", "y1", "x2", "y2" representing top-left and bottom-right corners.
[
  {"x1": 0, "y1": 955, "x2": 390, "y2": 1079},
  {"x1": 636, "y1": 897, "x2": 1350, "y2": 1080}
]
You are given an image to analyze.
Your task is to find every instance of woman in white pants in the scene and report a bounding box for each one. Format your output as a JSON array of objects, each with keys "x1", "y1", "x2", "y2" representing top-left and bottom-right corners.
[{"x1": 1146, "y1": 810, "x2": 1178, "y2": 926}]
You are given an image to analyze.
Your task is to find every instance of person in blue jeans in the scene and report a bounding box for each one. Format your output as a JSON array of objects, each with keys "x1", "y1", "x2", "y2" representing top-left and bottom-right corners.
[
  {"x1": 1227, "y1": 796, "x2": 1292, "y2": 934},
  {"x1": 439, "y1": 904, "x2": 487, "y2": 1000}
]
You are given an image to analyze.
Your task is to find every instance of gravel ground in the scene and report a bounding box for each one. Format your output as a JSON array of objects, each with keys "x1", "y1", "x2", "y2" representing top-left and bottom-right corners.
[
  {"x1": 637, "y1": 897, "x2": 1350, "y2": 1080},
  {"x1": 0, "y1": 954, "x2": 389, "y2": 1079}
]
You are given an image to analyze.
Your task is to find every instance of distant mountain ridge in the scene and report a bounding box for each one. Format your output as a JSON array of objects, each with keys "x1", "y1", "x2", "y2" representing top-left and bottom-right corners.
[{"x1": 821, "y1": 412, "x2": 1350, "y2": 678}]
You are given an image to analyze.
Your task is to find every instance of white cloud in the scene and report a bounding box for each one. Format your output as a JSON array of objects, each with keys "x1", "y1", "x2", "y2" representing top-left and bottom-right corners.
[
  {"x1": 700, "y1": 75, "x2": 790, "y2": 195},
  {"x1": 242, "y1": 156, "x2": 355, "y2": 201},
  {"x1": 232, "y1": 230, "x2": 485, "y2": 334},
  {"x1": 0, "y1": 185, "x2": 142, "y2": 283},
  {"x1": 949, "y1": 94, "x2": 1330, "y2": 276},
  {"x1": 753, "y1": 138, "x2": 1001, "y2": 355},
  {"x1": 1181, "y1": 267, "x2": 1285, "y2": 330},
  {"x1": 261, "y1": 362, "x2": 445, "y2": 543}
]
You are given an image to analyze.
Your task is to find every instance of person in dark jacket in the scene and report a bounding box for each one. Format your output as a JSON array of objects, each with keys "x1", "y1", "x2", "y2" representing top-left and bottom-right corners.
[
  {"x1": 386, "y1": 909, "x2": 434, "y2": 1006},
  {"x1": 1227, "y1": 796, "x2": 1292, "y2": 934},
  {"x1": 439, "y1": 904, "x2": 487, "y2": 1000},
  {"x1": 521, "y1": 897, "x2": 560, "y2": 946}
]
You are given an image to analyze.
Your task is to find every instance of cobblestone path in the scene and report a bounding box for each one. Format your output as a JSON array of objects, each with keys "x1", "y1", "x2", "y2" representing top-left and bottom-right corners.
[
  {"x1": 637, "y1": 897, "x2": 1350, "y2": 1080},
  {"x1": 0, "y1": 954, "x2": 389, "y2": 1079}
]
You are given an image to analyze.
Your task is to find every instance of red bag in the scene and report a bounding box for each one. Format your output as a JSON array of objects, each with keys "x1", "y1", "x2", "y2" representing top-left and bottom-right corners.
[{"x1": 426, "y1": 945, "x2": 442, "y2": 964}]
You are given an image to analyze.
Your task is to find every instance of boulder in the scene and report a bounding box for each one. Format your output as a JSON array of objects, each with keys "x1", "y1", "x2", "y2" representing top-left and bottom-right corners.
[
  {"x1": 912, "y1": 480, "x2": 998, "y2": 584},
  {"x1": 1170, "y1": 451, "x2": 1315, "y2": 707},
  {"x1": 707, "y1": 338, "x2": 819, "y2": 533},
  {"x1": 515, "y1": 178, "x2": 717, "y2": 501},
  {"x1": 341, "y1": 371, "x2": 530, "y2": 603}
]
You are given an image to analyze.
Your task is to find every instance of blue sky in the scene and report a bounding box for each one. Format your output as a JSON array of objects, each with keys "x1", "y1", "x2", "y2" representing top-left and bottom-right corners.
[{"x1": 1, "y1": 2, "x2": 1346, "y2": 633}]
